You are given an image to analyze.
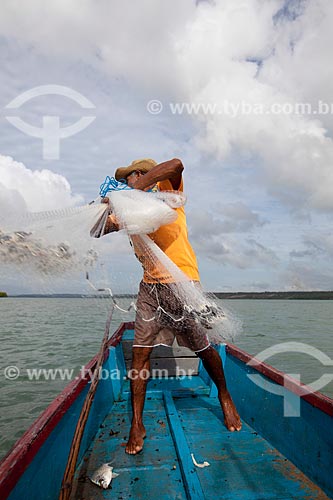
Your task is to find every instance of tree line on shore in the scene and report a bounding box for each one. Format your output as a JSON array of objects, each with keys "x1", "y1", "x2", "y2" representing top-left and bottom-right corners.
[{"x1": 2, "y1": 291, "x2": 333, "y2": 299}]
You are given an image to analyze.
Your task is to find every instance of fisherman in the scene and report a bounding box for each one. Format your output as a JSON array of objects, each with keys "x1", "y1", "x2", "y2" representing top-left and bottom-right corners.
[{"x1": 103, "y1": 158, "x2": 241, "y2": 454}]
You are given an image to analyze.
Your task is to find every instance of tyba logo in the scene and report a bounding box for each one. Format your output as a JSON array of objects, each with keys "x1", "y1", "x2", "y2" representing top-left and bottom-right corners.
[
  {"x1": 5, "y1": 85, "x2": 96, "y2": 159},
  {"x1": 246, "y1": 342, "x2": 333, "y2": 417}
]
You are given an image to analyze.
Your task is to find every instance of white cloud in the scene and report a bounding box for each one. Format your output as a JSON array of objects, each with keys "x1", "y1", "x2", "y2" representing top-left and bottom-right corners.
[
  {"x1": 1, "y1": 0, "x2": 333, "y2": 213},
  {"x1": 263, "y1": 0, "x2": 333, "y2": 133},
  {"x1": 2, "y1": 1, "x2": 333, "y2": 200},
  {"x1": 1, "y1": 0, "x2": 333, "y2": 292},
  {"x1": 0, "y1": 154, "x2": 82, "y2": 216},
  {"x1": 176, "y1": 0, "x2": 333, "y2": 212},
  {"x1": 0, "y1": 0, "x2": 194, "y2": 96}
]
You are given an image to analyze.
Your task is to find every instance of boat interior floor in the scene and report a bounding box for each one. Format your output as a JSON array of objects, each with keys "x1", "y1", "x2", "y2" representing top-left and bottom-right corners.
[{"x1": 73, "y1": 378, "x2": 329, "y2": 500}]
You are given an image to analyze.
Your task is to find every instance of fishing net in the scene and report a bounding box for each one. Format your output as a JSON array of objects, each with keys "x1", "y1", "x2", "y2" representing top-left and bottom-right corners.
[
  {"x1": 0, "y1": 204, "x2": 107, "y2": 275},
  {"x1": 0, "y1": 177, "x2": 241, "y2": 342},
  {"x1": 90, "y1": 189, "x2": 186, "y2": 237},
  {"x1": 0, "y1": 186, "x2": 184, "y2": 276},
  {"x1": 91, "y1": 180, "x2": 240, "y2": 344},
  {"x1": 129, "y1": 234, "x2": 239, "y2": 344}
]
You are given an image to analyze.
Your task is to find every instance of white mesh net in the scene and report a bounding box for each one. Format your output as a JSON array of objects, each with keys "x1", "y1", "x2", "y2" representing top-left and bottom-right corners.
[
  {"x1": 0, "y1": 187, "x2": 241, "y2": 343},
  {"x1": 129, "y1": 234, "x2": 239, "y2": 343},
  {"x1": 0, "y1": 203, "x2": 107, "y2": 274},
  {"x1": 108, "y1": 189, "x2": 185, "y2": 234},
  {"x1": 96, "y1": 188, "x2": 239, "y2": 343}
]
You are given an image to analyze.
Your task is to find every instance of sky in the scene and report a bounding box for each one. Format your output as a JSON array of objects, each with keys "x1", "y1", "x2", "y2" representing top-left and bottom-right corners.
[{"x1": 1, "y1": 0, "x2": 333, "y2": 294}]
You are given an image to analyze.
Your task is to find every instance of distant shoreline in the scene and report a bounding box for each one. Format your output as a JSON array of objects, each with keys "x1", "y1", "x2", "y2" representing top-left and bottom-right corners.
[
  {"x1": 213, "y1": 291, "x2": 333, "y2": 300},
  {"x1": 4, "y1": 291, "x2": 333, "y2": 299}
]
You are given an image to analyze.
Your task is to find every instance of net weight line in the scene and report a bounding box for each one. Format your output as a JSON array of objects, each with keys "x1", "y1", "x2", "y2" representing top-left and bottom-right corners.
[{"x1": 85, "y1": 272, "x2": 211, "y2": 325}]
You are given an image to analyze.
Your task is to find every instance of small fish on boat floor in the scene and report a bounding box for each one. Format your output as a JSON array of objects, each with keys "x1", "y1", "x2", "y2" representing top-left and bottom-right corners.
[{"x1": 89, "y1": 463, "x2": 119, "y2": 489}]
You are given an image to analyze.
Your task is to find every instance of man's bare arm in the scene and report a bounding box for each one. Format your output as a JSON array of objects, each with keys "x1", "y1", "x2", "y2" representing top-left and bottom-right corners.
[{"x1": 132, "y1": 158, "x2": 184, "y2": 191}]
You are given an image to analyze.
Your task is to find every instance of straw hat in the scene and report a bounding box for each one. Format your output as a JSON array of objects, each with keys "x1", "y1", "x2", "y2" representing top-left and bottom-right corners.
[{"x1": 114, "y1": 158, "x2": 157, "y2": 181}]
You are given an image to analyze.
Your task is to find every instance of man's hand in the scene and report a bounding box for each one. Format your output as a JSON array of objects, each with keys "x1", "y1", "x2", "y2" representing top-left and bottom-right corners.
[
  {"x1": 102, "y1": 198, "x2": 120, "y2": 232},
  {"x1": 104, "y1": 213, "x2": 120, "y2": 233},
  {"x1": 91, "y1": 199, "x2": 120, "y2": 237}
]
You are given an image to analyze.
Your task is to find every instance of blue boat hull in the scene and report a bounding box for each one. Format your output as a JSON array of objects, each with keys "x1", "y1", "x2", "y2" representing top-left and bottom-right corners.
[{"x1": 0, "y1": 322, "x2": 332, "y2": 499}]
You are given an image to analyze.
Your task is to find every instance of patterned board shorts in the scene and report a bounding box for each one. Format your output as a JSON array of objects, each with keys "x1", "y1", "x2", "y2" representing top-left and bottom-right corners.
[{"x1": 133, "y1": 281, "x2": 210, "y2": 352}]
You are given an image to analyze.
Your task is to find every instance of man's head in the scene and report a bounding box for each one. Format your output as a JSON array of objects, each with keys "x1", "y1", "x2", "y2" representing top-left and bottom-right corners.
[{"x1": 114, "y1": 159, "x2": 157, "y2": 184}]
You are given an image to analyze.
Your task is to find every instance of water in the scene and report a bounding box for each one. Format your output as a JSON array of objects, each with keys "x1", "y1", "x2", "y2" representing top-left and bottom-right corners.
[{"x1": 0, "y1": 297, "x2": 332, "y2": 460}]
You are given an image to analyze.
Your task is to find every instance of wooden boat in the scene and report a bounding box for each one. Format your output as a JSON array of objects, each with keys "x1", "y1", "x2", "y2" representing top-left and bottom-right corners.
[{"x1": 0, "y1": 321, "x2": 332, "y2": 499}]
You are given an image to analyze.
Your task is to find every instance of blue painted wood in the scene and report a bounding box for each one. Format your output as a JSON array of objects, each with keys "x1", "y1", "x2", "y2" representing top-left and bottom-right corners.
[
  {"x1": 3, "y1": 326, "x2": 332, "y2": 500},
  {"x1": 122, "y1": 374, "x2": 210, "y2": 396},
  {"x1": 73, "y1": 396, "x2": 188, "y2": 499},
  {"x1": 8, "y1": 386, "x2": 90, "y2": 500},
  {"x1": 7, "y1": 354, "x2": 116, "y2": 500},
  {"x1": 108, "y1": 345, "x2": 125, "y2": 401},
  {"x1": 175, "y1": 395, "x2": 327, "y2": 499},
  {"x1": 78, "y1": 353, "x2": 116, "y2": 464},
  {"x1": 197, "y1": 359, "x2": 210, "y2": 386},
  {"x1": 225, "y1": 354, "x2": 333, "y2": 499},
  {"x1": 73, "y1": 376, "x2": 327, "y2": 500},
  {"x1": 164, "y1": 391, "x2": 205, "y2": 500}
]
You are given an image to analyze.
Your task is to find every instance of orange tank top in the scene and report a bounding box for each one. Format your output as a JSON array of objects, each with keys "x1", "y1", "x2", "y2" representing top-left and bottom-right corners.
[{"x1": 132, "y1": 178, "x2": 200, "y2": 283}]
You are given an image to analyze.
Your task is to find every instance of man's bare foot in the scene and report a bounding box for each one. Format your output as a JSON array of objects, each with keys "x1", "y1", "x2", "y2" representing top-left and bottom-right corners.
[
  {"x1": 125, "y1": 423, "x2": 146, "y2": 454},
  {"x1": 219, "y1": 392, "x2": 242, "y2": 432}
]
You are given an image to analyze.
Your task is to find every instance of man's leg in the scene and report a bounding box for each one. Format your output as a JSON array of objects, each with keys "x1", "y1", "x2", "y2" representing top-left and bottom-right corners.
[
  {"x1": 196, "y1": 346, "x2": 242, "y2": 431},
  {"x1": 126, "y1": 346, "x2": 153, "y2": 454}
]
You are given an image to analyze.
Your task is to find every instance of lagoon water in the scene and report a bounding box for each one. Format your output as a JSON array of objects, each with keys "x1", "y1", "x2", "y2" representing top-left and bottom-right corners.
[{"x1": 0, "y1": 297, "x2": 332, "y2": 460}]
